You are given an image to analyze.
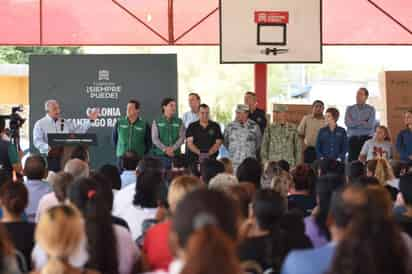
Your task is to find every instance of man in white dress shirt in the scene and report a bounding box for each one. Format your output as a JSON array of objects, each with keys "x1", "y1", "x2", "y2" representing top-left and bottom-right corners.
[
  {"x1": 33, "y1": 99, "x2": 99, "y2": 171},
  {"x1": 182, "y1": 92, "x2": 201, "y2": 128}
]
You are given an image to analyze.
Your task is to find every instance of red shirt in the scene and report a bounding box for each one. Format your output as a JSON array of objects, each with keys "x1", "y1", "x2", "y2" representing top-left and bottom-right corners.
[{"x1": 143, "y1": 220, "x2": 173, "y2": 271}]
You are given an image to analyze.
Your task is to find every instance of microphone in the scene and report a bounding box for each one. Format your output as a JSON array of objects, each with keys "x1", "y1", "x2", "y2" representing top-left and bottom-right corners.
[{"x1": 60, "y1": 119, "x2": 65, "y2": 132}]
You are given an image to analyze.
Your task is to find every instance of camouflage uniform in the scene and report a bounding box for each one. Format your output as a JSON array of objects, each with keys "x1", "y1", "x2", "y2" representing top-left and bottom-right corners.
[
  {"x1": 224, "y1": 119, "x2": 262, "y2": 171},
  {"x1": 261, "y1": 122, "x2": 302, "y2": 167}
]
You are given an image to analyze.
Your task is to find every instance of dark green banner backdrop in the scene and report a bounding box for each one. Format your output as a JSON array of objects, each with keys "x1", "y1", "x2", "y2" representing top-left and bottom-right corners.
[{"x1": 29, "y1": 54, "x2": 178, "y2": 168}]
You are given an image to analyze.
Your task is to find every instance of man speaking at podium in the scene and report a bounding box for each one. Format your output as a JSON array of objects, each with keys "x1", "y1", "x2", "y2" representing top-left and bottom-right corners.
[{"x1": 33, "y1": 99, "x2": 99, "y2": 171}]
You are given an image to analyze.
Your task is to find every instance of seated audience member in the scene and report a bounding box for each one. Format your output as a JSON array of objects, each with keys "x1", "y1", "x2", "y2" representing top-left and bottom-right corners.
[
  {"x1": 68, "y1": 178, "x2": 138, "y2": 274},
  {"x1": 271, "y1": 171, "x2": 293, "y2": 201},
  {"x1": 63, "y1": 159, "x2": 90, "y2": 181},
  {"x1": 316, "y1": 107, "x2": 348, "y2": 161},
  {"x1": 239, "y1": 190, "x2": 312, "y2": 272},
  {"x1": 279, "y1": 210, "x2": 313, "y2": 250},
  {"x1": 278, "y1": 160, "x2": 290, "y2": 173},
  {"x1": 316, "y1": 158, "x2": 345, "y2": 179},
  {"x1": 236, "y1": 157, "x2": 262, "y2": 189},
  {"x1": 113, "y1": 157, "x2": 164, "y2": 240},
  {"x1": 261, "y1": 161, "x2": 281, "y2": 189},
  {"x1": 0, "y1": 225, "x2": 22, "y2": 274},
  {"x1": 388, "y1": 160, "x2": 408, "y2": 189},
  {"x1": 0, "y1": 181, "x2": 35, "y2": 270},
  {"x1": 35, "y1": 172, "x2": 74, "y2": 222},
  {"x1": 113, "y1": 157, "x2": 162, "y2": 215},
  {"x1": 359, "y1": 125, "x2": 393, "y2": 161},
  {"x1": 305, "y1": 174, "x2": 344, "y2": 248},
  {"x1": 208, "y1": 173, "x2": 239, "y2": 191},
  {"x1": 281, "y1": 184, "x2": 366, "y2": 274},
  {"x1": 70, "y1": 145, "x2": 90, "y2": 163},
  {"x1": 23, "y1": 155, "x2": 51, "y2": 222},
  {"x1": 120, "y1": 151, "x2": 140, "y2": 189},
  {"x1": 347, "y1": 160, "x2": 365, "y2": 184},
  {"x1": 288, "y1": 165, "x2": 316, "y2": 217},
  {"x1": 171, "y1": 189, "x2": 241, "y2": 274},
  {"x1": 219, "y1": 157, "x2": 234, "y2": 175},
  {"x1": 166, "y1": 155, "x2": 190, "y2": 183},
  {"x1": 142, "y1": 176, "x2": 201, "y2": 271},
  {"x1": 99, "y1": 164, "x2": 122, "y2": 191},
  {"x1": 91, "y1": 173, "x2": 129, "y2": 231},
  {"x1": 200, "y1": 158, "x2": 225, "y2": 185},
  {"x1": 394, "y1": 173, "x2": 412, "y2": 237},
  {"x1": 355, "y1": 175, "x2": 380, "y2": 187},
  {"x1": 366, "y1": 158, "x2": 398, "y2": 200},
  {"x1": 326, "y1": 186, "x2": 412, "y2": 274},
  {"x1": 33, "y1": 205, "x2": 99, "y2": 274},
  {"x1": 226, "y1": 184, "x2": 256, "y2": 240}
]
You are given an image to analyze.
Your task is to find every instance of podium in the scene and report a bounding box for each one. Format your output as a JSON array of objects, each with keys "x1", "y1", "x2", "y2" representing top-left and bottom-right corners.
[{"x1": 47, "y1": 133, "x2": 98, "y2": 172}]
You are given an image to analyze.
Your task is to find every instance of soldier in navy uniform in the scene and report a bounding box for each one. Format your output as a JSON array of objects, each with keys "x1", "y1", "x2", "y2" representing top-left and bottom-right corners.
[{"x1": 224, "y1": 104, "x2": 262, "y2": 172}]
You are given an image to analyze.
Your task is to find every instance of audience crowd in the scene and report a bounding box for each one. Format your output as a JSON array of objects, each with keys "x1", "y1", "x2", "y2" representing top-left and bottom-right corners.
[{"x1": 0, "y1": 89, "x2": 412, "y2": 274}]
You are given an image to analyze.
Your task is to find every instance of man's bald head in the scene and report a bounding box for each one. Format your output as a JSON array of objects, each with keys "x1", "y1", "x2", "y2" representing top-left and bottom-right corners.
[{"x1": 64, "y1": 159, "x2": 89, "y2": 181}]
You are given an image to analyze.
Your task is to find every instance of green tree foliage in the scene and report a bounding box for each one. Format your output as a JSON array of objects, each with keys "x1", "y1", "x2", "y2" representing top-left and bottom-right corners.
[{"x1": 0, "y1": 47, "x2": 82, "y2": 64}]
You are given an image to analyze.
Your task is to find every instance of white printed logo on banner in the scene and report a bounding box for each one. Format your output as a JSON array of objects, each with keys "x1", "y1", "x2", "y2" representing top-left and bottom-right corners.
[
  {"x1": 98, "y1": 70, "x2": 110, "y2": 81},
  {"x1": 85, "y1": 69, "x2": 122, "y2": 100},
  {"x1": 220, "y1": 0, "x2": 322, "y2": 63}
]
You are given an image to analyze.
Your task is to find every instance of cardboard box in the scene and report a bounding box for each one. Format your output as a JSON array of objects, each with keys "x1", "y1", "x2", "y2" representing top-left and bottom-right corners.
[
  {"x1": 379, "y1": 71, "x2": 412, "y2": 147},
  {"x1": 272, "y1": 103, "x2": 312, "y2": 125}
]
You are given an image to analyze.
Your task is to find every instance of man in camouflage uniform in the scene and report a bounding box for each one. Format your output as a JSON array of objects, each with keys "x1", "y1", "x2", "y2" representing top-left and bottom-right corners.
[
  {"x1": 261, "y1": 104, "x2": 302, "y2": 167},
  {"x1": 224, "y1": 104, "x2": 262, "y2": 171}
]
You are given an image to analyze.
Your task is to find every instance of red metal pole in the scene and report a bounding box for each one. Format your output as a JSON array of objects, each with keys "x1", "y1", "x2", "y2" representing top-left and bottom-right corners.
[
  {"x1": 168, "y1": 0, "x2": 174, "y2": 44},
  {"x1": 254, "y1": 64, "x2": 267, "y2": 111}
]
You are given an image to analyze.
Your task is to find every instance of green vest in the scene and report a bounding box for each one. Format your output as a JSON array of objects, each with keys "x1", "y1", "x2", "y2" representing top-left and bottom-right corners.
[
  {"x1": 152, "y1": 115, "x2": 183, "y2": 156},
  {"x1": 116, "y1": 117, "x2": 147, "y2": 157}
]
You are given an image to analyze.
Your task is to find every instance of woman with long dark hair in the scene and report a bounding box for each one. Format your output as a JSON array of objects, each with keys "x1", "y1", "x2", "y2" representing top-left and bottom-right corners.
[
  {"x1": 327, "y1": 185, "x2": 410, "y2": 274},
  {"x1": 304, "y1": 174, "x2": 344, "y2": 247},
  {"x1": 239, "y1": 189, "x2": 312, "y2": 272},
  {"x1": 67, "y1": 178, "x2": 119, "y2": 274},
  {"x1": 172, "y1": 188, "x2": 241, "y2": 274},
  {"x1": 0, "y1": 181, "x2": 35, "y2": 270},
  {"x1": 114, "y1": 156, "x2": 166, "y2": 240}
]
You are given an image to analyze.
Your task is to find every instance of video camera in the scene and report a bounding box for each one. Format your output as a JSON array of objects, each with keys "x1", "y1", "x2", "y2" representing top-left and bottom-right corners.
[{"x1": 0, "y1": 105, "x2": 26, "y2": 149}]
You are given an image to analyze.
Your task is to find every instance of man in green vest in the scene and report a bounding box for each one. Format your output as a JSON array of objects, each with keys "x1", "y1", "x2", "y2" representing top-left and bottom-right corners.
[
  {"x1": 113, "y1": 100, "x2": 151, "y2": 168},
  {"x1": 152, "y1": 97, "x2": 185, "y2": 169}
]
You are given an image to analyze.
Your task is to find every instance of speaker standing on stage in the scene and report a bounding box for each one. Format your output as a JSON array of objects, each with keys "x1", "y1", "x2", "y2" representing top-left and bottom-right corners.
[
  {"x1": 113, "y1": 100, "x2": 151, "y2": 166},
  {"x1": 152, "y1": 98, "x2": 185, "y2": 169},
  {"x1": 33, "y1": 100, "x2": 99, "y2": 171}
]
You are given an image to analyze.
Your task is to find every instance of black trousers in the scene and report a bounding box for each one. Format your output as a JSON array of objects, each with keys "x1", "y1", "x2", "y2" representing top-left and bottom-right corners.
[
  {"x1": 47, "y1": 156, "x2": 61, "y2": 172},
  {"x1": 348, "y1": 135, "x2": 370, "y2": 162},
  {"x1": 303, "y1": 146, "x2": 317, "y2": 164}
]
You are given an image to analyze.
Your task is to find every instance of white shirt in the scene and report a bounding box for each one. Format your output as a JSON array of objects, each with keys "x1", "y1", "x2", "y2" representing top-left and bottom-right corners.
[
  {"x1": 113, "y1": 183, "x2": 136, "y2": 213},
  {"x1": 182, "y1": 111, "x2": 199, "y2": 129},
  {"x1": 113, "y1": 203, "x2": 157, "y2": 241},
  {"x1": 35, "y1": 192, "x2": 59, "y2": 222},
  {"x1": 120, "y1": 170, "x2": 137, "y2": 189},
  {"x1": 33, "y1": 115, "x2": 91, "y2": 154}
]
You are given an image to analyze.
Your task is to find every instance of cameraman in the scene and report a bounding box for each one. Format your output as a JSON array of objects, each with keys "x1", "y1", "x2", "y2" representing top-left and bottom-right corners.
[{"x1": 0, "y1": 117, "x2": 22, "y2": 178}]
